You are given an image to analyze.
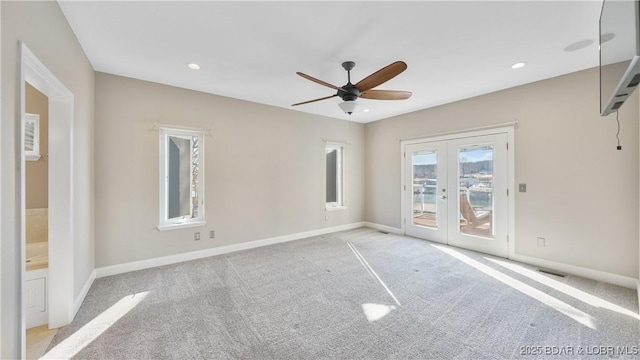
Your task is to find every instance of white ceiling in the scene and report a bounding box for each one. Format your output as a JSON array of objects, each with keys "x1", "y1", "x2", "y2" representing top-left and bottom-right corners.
[{"x1": 57, "y1": 1, "x2": 604, "y2": 123}]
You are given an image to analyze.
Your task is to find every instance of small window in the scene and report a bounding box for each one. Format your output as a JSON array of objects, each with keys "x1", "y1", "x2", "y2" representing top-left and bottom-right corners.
[
  {"x1": 325, "y1": 143, "x2": 345, "y2": 209},
  {"x1": 25, "y1": 113, "x2": 41, "y2": 161},
  {"x1": 158, "y1": 127, "x2": 205, "y2": 230}
]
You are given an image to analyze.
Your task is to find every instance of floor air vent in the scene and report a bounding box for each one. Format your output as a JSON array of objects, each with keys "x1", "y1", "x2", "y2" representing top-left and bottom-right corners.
[
  {"x1": 379, "y1": 231, "x2": 389, "y2": 234},
  {"x1": 537, "y1": 268, "x2": 565, "y2": 278}
]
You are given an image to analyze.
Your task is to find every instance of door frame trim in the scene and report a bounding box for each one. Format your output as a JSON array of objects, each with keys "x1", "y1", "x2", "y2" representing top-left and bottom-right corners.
[
  {"x1": 400, "y1": 126, "x2": 515, "y2": 258},
  {"x1": 20, "y1": 42, "x2": 76, "y2": 334}
]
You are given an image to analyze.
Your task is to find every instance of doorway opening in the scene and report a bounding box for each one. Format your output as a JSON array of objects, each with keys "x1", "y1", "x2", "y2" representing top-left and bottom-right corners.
[
  {"x1": 24, "y1": 84, "x2": 50, "y2": 331},
  {"x1": 20, "y1": 42, "x2": 75, "y2": 357}
]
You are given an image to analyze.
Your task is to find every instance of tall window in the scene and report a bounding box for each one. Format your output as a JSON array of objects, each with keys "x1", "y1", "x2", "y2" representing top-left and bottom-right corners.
[
  {"x1": 325, "y1": 143, "x2": 344, "y2": 208},
  {"x1": 158, "y1": 127, "x2": 205, "y2": 230}
]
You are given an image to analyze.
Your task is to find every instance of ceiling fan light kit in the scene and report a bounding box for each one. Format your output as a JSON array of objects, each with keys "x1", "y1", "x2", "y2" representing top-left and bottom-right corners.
[
  {"x1": 293, "y1": 60, "x2": 412, "y2": 115},
  {"x1": 338, "y1": 100, "x2": 359, "y2": 115}
]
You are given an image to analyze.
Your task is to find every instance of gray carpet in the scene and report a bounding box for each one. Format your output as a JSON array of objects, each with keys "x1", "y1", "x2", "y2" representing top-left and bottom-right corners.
[{"x1": 46, "y1": 228, "x2": 640, "y2": 359}]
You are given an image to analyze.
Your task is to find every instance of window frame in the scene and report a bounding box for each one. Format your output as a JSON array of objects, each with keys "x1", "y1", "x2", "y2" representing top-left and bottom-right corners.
[
  {"x1": 158, "y1": 127, "x2": 206, "y2": 231},
  {"x1": 25, "y1": 113, "x2": 41, "y2": 161},
  {"x1": 325, "y1": 142, "x2": 346, "y2": 210}
]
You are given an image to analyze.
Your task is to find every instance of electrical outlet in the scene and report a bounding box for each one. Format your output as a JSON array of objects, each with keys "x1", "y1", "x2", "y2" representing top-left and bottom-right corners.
[
  {"x1": 194, "y1": 232, "x2": 200, "y2": 241},
  {"x1": 537, "y1": 237, "x2": 545, "y2": 247},
  {"x1": 325, "y1": 215, "x2": 329, "y2": 221},
  {"x1": 209, "y1": 230, "x2": 215, "y2": 239}
]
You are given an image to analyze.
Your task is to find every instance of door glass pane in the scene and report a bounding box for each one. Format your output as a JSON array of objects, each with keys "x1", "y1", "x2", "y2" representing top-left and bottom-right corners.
[
  {"x1": 412, "y1": 151, "x2": 438, "y2": 228},
  {"x1": 458, "y1": 145, "x2": 494, "y2": 238}
]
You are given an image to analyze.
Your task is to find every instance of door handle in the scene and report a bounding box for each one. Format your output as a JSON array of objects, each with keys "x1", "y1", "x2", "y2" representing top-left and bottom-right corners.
[{"x1": 440, "y1": 195, "x2": 447, "y2": 200}]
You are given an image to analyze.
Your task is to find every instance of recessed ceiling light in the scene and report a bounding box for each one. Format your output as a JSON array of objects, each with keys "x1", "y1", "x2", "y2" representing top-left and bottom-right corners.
[
  {"x1": 564, "y1": 39, "x2": 594, "y2": 52},
  {"x1": 363, "y1": 108, "x2": 370, "y2": 112},
  {"x1": 511, "y1": 62, "x2": 527, "y2": 69},
  {"x1": 187, "y1": 63, "x2": 200, "y2": 70}
]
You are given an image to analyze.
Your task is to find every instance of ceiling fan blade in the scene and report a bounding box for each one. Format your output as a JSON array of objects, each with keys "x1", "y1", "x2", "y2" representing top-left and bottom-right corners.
[
  {"x1": 355, "y1": 61, "x2": 408, "y2": 92},
  {"x1": 292, "y1": 94, "x2": 338, "y2": 106},
  {"x1": 361, "y1": 90, "x2": 412, "y2": 100},
  {"x1": 296, "y1": 72, "x2": 347, "y2": 92}
]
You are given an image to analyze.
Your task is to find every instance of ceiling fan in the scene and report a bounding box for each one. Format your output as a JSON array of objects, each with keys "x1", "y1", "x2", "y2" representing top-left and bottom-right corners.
[{"x1": 292, "y1": 61, "x2": 412, "y2": 115}]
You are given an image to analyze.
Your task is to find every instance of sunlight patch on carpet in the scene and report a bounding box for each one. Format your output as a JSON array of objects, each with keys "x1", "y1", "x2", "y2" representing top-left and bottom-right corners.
[
  {"x1": 486, "y1": 257, "x2": 640, "y2": 320},
  {"x1": 432, "y1": 245, "x2": 596, "y2": 329},
  {"x1": 362, "y1": 303, "x2": 397, "y2": 322},
  {"x1": 41, "y1": 292, "x2": 149, "y2": 359}
]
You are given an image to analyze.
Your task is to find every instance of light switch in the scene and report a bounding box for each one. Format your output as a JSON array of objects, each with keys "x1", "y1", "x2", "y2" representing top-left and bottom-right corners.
[{"x1": 519, "y1": 183, "x2": 527, "y2": 192}]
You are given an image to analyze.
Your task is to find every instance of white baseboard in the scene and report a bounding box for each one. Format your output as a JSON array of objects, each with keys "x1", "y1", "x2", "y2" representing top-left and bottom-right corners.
[
  {"x1": 96, "y1": 222, "x2": 365, "y2": 278},
  {"x1": 93, "y1": 220, "x2": 638, "y2": 299},
  {"x1": 511, "y1": 253, "x2": 638, "y2": 290},
  {"x1": 363, "y1": 222, "x2": 403, "y2": 235},
  {"x1": 73, "y1": 269, "x2": 96, "y2": 319},
  {"x1": 363, "y1": 222, "x2": 638, "y2": 290}
]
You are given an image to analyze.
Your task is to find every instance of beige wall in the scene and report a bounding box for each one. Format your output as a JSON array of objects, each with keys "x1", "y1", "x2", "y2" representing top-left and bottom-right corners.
[
  {"x1": 1, "y1": 2, "x2": 94, "y2": 357},
  {"x1": 94, "y1": 73, "x2": 365, "y2": 267},
  {"x1": 365, "y1": 66, "x2": 639, "y2": 278},
  {"x1": 25, "y1": 83, "x2": 48, "y2": 209}
]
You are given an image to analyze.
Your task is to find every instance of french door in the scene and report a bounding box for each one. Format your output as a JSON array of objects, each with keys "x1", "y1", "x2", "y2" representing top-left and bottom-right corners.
[{"x1": 403, "y1": 132, "x2": 510, "y2": 258}]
